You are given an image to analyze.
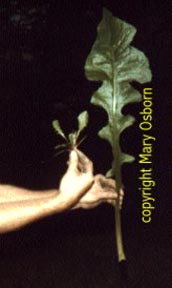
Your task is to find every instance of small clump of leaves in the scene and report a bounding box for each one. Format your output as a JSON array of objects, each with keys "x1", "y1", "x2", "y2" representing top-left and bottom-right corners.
[{"x1": 52, "y1": 110, "x2": 89, "y2": 154}]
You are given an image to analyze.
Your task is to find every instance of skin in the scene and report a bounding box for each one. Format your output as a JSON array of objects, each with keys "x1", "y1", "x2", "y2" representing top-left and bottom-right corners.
[{"x1": 0, "y1": 149, "x2": 124, "y2": 234}]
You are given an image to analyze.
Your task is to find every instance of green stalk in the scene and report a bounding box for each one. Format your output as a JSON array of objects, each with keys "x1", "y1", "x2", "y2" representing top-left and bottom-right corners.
[
  {"x1": 111, "y1": 63, "x2": 125, "y2": 261},
  {"x1": 115, "y1": 202, "x2": 126, "y2": 262},
  {"x1": 112, "y1": 140, "x2": 126, "y2": 262}
]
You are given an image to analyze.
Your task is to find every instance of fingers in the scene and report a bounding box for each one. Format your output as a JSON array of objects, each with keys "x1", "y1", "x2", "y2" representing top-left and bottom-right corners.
[
  {"x1": 94, "y1": 174, "x2": 124, "y2": 207},
  {"x1": 120, "y1": 189, "x2": 124, "y2": 198},
  {"x1": 94, "y1": 174, "x2": 116, "y2": 190},
  {"x1": 75, "y1": 149, "x2": 93, "y2": 174},
  {"x1": 67, "y1": 150, "x2": 79, "y2": 173},
  {"x1": 67, "y1": 149, "x2": 93, "y2": 177},
  {"x1": 111, "y1": 189, "x2": 124, "y2": 208},
  {"x1": 94, "y1": 175, "x2": 124, "y2": 195}
]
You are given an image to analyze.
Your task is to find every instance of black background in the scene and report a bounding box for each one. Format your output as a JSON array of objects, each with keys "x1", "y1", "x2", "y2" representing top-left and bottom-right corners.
[{"x1": 0, "y1": 1, "x2": 171, "y2": 287}]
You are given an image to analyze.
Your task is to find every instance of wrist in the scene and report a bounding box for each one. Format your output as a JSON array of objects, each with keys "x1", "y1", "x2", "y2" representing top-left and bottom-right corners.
[{"x1": 57, "y1": 191, "x2": 81, "y2": 211}]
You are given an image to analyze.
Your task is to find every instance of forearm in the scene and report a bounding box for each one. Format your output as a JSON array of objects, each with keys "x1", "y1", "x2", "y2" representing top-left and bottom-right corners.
[
  {"x1": 0, "y1": 184, "x2": 56, "y2": 202},
  {"x1": 0, "y1": 189, "x2": 70, "y2": 234},
  {"x1": 0, "y1": 150, "x2": 94, "y2": 233}
]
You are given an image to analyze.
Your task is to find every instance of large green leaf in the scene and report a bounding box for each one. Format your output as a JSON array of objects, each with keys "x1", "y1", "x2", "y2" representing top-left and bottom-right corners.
[
  {"x1": 85, "y1": 8, "x2": 152, "y2": 174},
  {"x1": 85, "y1": 8, "x2": 152, "y2": 262}
]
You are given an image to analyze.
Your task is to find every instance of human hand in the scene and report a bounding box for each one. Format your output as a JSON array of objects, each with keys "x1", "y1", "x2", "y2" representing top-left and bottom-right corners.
[
  {"x1": 73, "y1": 174, "x2": 124, "y2": 210},
  {"x1": 58, "y1": 149, "x2": 94, "y2": 209}
]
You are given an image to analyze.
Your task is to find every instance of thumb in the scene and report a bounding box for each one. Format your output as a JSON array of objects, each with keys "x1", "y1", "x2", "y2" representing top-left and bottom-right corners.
[{"x1": 67, "y1": 150, "x2": 79, "y2": 173}]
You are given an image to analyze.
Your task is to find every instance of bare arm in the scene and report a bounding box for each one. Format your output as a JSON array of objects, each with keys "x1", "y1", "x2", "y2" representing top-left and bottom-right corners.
[
  {"x1": 0, "y1": 150, "x2": 124, "y2": 234},
  {"x1": 0, "y1": 189, "x2": 64, "y2": 233},
  {"x1": 0, "y1": 150, "x2": 93, "y2": 234},
  {"x1": 0, "y1": 184, "x2": 56, "y2": 203}
]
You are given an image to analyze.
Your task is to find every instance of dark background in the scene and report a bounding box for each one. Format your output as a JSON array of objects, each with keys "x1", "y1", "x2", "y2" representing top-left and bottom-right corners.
[{"x1": 0, "y1": 1, "x2": 171, "y2": 287}]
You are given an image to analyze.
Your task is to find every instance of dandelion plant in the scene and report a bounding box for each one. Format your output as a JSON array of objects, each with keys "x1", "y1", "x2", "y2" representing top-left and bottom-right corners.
[
  {"x1": 52, "y1": 110, "x2": 89, "y2": 155},
  {"x1": 52, "y1": 7, "x2": 152, "y2": 265},
  {"x1": 84, "y1": 8, "x2": 152, "y2": 262}
]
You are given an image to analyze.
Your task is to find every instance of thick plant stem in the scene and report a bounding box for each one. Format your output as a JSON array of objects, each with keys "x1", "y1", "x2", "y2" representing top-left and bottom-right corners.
[
  {"x1": 113, "y1": 138, "x2": 126, "y2": 262},
  {"x1": 115, "y1": 205, "x2": 126, "y2": 262}
]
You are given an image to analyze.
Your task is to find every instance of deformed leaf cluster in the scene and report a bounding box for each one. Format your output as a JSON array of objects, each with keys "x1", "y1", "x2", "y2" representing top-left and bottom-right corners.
[{"x1": 52, "y1": 111, "x2": 89, "y2": 152}]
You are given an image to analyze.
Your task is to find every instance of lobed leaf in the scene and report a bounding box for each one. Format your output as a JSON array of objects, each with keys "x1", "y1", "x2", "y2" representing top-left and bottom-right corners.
[
  {"x1": 85, "y1": 8, "x2": 152, "y2": 262},
  {"x1": 85, "y1": 8, "x2": 152, "y2": 168}
]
